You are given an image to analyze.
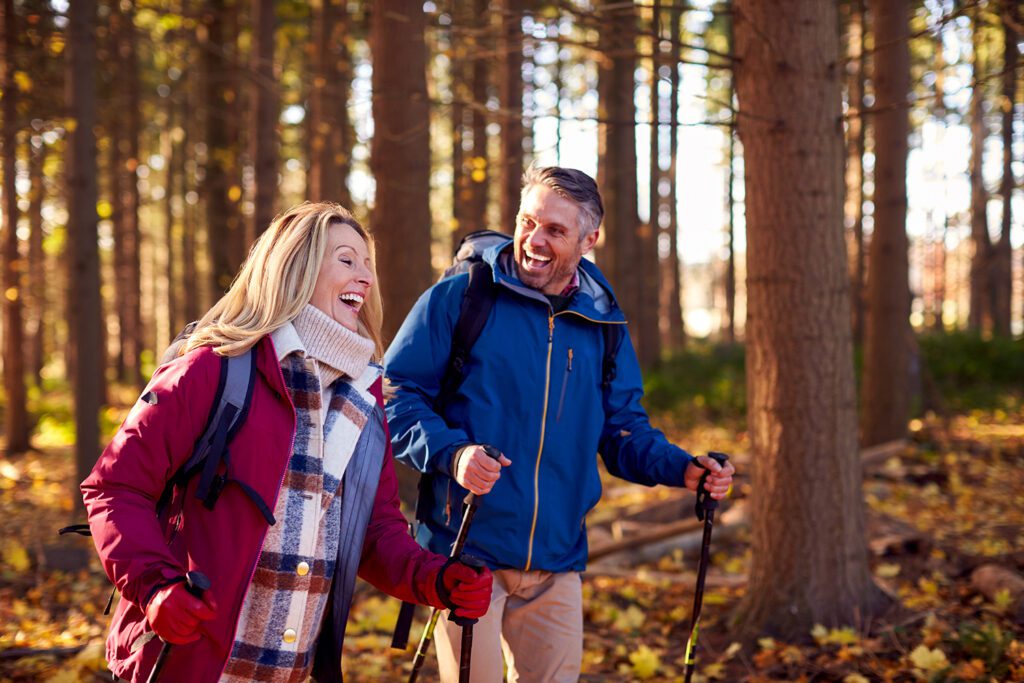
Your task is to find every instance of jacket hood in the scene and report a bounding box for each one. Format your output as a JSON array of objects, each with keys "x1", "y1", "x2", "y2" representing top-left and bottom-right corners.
[{"x1": 482, "y1": 239, "x2": 626, "y2": 323}]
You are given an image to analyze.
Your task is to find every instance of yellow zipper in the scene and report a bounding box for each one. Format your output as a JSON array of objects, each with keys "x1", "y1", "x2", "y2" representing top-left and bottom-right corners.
[
  {"x1": 523, "y1": 310, "x2": 626, "y2": 570},
  {"x1": 525, "y1": 312, "x2": 556, "y2": 571}
]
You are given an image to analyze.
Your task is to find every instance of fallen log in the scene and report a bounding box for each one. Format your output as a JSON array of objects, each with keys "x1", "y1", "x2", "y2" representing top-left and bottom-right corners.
[
  {"x1": 582, "y1": 565, "x2": 748, "y2": 589},
  {"x1": 588, "y1": 504, "x2": 748, "y2": 567},
  {"x1": 0, "y1": 645, "x2": 86, "y2": 660}
]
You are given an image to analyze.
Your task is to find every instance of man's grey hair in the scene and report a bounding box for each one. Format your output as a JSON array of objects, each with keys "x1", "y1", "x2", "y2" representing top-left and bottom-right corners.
[{"x1": 520, "y1": 165, "x2": 604, "y2": 240}]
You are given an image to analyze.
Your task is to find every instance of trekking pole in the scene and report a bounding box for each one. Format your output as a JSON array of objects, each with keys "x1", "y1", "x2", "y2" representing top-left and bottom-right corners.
[
  {"x1": 447, "y1": 555, "x2": 486, "y2": 683},
  {"x1": 408, "y1": 445, "x2": 501, "y2": 683},
  {"x1": 145, "y1": 570, "x2": 211, "y2": 683},
  {"x1": 683, "y1": 452, "x2": 729, "y2": 683}
]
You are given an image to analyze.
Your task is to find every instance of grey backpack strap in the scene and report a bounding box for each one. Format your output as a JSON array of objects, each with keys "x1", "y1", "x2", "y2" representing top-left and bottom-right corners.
[
  {"x1": 183, "y1": 351, "x2": 255, "y2": 475},
  {"x1": 184, "y1": 350, "x2": 273, "y2": 524}
]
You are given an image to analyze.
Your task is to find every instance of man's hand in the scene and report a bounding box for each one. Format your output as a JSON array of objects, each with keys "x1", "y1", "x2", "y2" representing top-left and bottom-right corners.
[
  {"x1": 145, "y1": 581, "x2": 217, "y2": 644},
  {"x1": 453, "y1": 445, "x2": 511, "y2": 495},
  {"x1": 684, "y1": 455, "x2": 735, "y2": 500}
]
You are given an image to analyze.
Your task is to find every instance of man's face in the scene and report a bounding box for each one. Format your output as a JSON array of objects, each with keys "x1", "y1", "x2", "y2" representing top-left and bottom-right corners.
[{"x1": 513, "y1": 184, "x2": 599, "y2": 295}]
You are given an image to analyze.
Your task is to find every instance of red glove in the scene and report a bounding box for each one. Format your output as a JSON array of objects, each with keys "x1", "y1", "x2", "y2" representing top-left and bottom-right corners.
[
  {"x1": 145, "y1": 581, "x2": 218, "y2": 644},
  {"x1": 437, "y1": 560, "x2": 493, "y2": 620}
]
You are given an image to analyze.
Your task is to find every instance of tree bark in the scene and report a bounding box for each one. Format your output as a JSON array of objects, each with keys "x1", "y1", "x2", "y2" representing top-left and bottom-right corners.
[
  {"x1": 250, "y1": 0, "x2": 277, "y2": 239},
  {"x1": 67, "y1": 0, "x2": 103, "y2": 513},
  {"x1": 370, "y1": 1, "x2": 433, "y2": 343},
  {"x1": 598, "y1": 0, "x2": 657, "y2": 366},
  {"x1": 861, "y1": 0, "x2": 912, "y2": 448},
  {"x1": 498, "y1": 0, "x2": 524, "y2": 233},
  {"x1": 992, "y1": 1, "x2": 1016, "y2": 337},
  {"x1": 308, "y1": 0, "x2": 354, "y2": 209},
  {"x1": 117, "y1": 3, "x2": 143, "y2": 387},
  {"x1": 731, "y1": 0, "x2": 888, "y2": 638},
  {"x1": 26, "y1": 137, "x2": 45, "y2": 384},
  {"x1": 2, "y1": 0, "x2": 31, "y2": 453},
  {"x1": 202, "y1": 0, "x2": 242, "y2": 295},
  {"x1": 968, "y1": 6, "x2": 991, "y2": 333},
  {"x1": 844, "y1": 0, "x2": 867, "y2": 347}
]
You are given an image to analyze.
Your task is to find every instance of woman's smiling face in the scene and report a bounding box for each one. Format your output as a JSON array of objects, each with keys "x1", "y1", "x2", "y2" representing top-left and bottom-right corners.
[{"x1": 309, "y1": 221, "x2": 374, "y2": 332}]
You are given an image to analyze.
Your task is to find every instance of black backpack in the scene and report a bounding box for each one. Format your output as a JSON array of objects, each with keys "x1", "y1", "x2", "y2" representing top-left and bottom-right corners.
[{"x1": 434, "y1": 230, "x2": 622, "y2": 411}]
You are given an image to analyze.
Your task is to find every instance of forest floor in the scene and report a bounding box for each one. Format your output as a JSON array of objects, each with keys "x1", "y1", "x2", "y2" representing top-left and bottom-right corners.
[{"x1": 0, "y1": 404, "x2": 1022, "y2": 682}]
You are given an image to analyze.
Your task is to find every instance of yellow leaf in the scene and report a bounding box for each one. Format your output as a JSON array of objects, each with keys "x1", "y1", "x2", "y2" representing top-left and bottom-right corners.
[
  {"x1": 5, "y1": 286, "x2": 18, "y2": 302},
  {"x1": 703, "y1": 662, "x2": 727, "y2": 679},
  {"x1": 909, "y1": 645, "x2": 949, "y2": 673},
  {"x1": 723, "y1": 641, "x2": 742, "y2": 659},
  {"x1": 811, "y1": 624, "x2": 829, "y2": 644},
  {"x1": 227, "y1": 185, "x2": 242, "y2": 202},
  {"x1": 994, "y1": 588, "x2": 1014, "y2": 611},
  {"x1": 612, "y1": 604, "x2": 645, "y2": 632},
  {"x1": 875, "y1": 563, "x2": 901, "y2": 578},
  {"x1": 825, "y1": 627, "x2": 859, "y2": 646},
  {"x1": 629, "y1": 645, "x2": 661, "y2": 680},
  {"x1": 843, "y1": 675, "x2": 870, "y2": 683},
  {"x1": 2, "y1": 539, "x2": 30, "y2": 572},
  {"x1": 97, "y1": 199, "x2": 113, "y2": 219}
]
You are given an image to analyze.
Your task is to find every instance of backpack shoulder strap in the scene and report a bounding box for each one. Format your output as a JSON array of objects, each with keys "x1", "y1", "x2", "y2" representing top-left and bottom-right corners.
[
  {"x1": 601, "y1": 324, "x2": 623, "y2": 391},
  {"x1": 435, "y1": 261, "x2": 498, "y2": 411},
  {"x1": 157, "y1": 347, "x2": 272, "y2": 524}
]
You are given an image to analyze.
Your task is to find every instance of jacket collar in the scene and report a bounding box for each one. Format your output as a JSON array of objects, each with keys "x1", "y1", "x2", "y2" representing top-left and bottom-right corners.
[{"x1": 482, "y1": 239, "x2": 627, "y2": 323}]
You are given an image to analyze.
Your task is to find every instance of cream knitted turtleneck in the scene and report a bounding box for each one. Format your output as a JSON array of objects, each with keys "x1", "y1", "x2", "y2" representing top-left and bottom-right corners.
[{"x1": 288, "y1": 304, "x2": 375, "y2": 388}]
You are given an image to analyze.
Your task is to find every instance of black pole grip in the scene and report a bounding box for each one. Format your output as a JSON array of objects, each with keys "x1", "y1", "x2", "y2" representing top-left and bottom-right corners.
[
  {"x1": 462, "y1": 444, "x2": 504, "y2": 509},
  {"x1": 447, "y1": 554, "x2": 486, "y2": 627},
  {"x1": 695, "y1": 452, "x2": 729, "y2": 521},
  {"x1": 146, "y1": 571, "x2": 212, "y2": 683},
  {"x1": 185, "y1": 570, "x2": 211, "y2": 599}
]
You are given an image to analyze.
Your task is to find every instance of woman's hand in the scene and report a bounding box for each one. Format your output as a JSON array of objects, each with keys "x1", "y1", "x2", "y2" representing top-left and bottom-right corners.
[
  {"x1": 437, "y1": 560, "x2": 493, "y2": 620},
  {"x1": 145, "y1": 581, "x2": 218, "y2": 644}
]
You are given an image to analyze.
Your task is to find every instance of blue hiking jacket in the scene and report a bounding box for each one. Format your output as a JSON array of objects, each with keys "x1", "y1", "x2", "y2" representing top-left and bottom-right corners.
[{"x1": 384, "y1": 240, "x2": 695, "y2": 572}]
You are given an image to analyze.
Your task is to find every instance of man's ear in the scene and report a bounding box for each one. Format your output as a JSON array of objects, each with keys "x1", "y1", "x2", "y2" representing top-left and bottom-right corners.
[{"x1": 582, "y1": 228, "x2": 600, "y2": 253}]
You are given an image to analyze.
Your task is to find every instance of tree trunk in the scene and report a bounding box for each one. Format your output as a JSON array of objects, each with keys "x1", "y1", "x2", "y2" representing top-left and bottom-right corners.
[
  {"x1": 2, "y1": 0, "x2": 31, "y2": 453},
  {"x1": 117, "y1": 3, "x2": 143, "y2": 387},
  {"x1": 844, "y1": 0, "x2": 867, "y2": 347},
  {"x1": 250, "y1": 0, "x2": 277, "y2": 239},
  {"x1": 202, "y1": 0, "x2": 242, "y2": 294},
  {"x1": 27, "y1": 137, "x2": 45, "y2": 384},
  {"x1": 498, "y1": 0, "x2": 524, "y2": 233},
  {"x1": 992, "y1": 1, "x2": 1016, "y2": 337},
  {"x1": 466, "y1": 0, "x2": 490, "y2": 236},
  {"x1": 968, "y1": 7, "x2": 991, "y2": 333},
  {"x1": 370, "y1": 1, "x2": 432, "y2": 343},
  {"x1": 163, "y1": 94, "x2": 183, "y2": 336},
  {"x1": 861, "y1": 0, "x2": 912, "y2": 448},
  {"x1": 731, "y1": 0, "x2": 888, "y2": 638},
  {"x1": 308, "y1": 0, "x2": 354, "y2": 209},
  {"x1": 67, "y1": 0, "x2": 103, "y2": 513},
  {"x1": 931, "y1": 26, "x2": 947, "y2": 332},
  {"x1": 598, "y1": 0, "x2": 657, "y2": 366}
]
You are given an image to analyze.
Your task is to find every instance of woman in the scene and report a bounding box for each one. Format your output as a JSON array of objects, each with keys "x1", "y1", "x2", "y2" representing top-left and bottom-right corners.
[{"x1": 82, "y1": 202, "x2": 492, "y2": 682}]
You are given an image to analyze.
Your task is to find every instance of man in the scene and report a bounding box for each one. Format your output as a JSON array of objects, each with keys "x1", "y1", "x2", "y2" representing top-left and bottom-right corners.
[{"x1": 384, "y1": 166, "x2": 735, "y2": 682}]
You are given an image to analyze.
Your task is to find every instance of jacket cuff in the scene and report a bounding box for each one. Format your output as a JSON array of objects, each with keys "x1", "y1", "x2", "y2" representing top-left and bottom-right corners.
[
  {"x1": 438, "y1": 442, "x2": 470, "y2": 478},
  {"x1": 414, "y1": 555, "x2": 448, "y2": 609},
  {"x1": 136, "y1": 565, "x2": 186, "y2": 608}
]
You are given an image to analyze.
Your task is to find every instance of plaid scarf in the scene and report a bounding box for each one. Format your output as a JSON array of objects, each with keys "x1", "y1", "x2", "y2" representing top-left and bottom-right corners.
[{"x1": 220, "y1": 353, "x2": 377, "y2": 682}]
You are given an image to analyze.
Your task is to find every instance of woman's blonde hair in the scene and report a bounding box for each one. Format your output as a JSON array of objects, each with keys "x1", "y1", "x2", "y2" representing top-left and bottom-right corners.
[{"x1": 184, "y1": 201, "x2": 385, "y2": 359}]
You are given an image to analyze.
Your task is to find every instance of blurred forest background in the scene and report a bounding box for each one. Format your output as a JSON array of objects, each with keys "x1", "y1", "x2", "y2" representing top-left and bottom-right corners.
[{"x1": 0, "y1": 0, "x2": 1023, "y2": 680}]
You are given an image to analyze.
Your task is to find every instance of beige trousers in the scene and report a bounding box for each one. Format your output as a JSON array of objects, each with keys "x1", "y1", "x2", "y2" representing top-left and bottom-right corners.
[{"x1": 434, "y1": 569, "x2": 583, "y2": 683}]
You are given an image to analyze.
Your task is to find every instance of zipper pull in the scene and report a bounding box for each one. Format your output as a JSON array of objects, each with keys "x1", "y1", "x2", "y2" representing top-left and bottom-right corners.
[
  {"x1": 548, "y1": 314, "x2": 554, "y2": 342},
  {"x1": 567, "y1": 348, "x2": 573, "y2": 371}
]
